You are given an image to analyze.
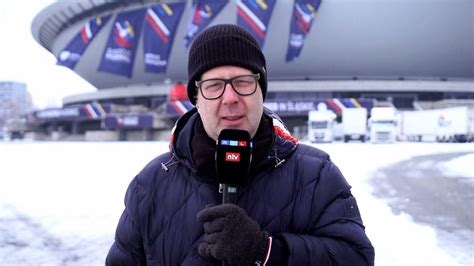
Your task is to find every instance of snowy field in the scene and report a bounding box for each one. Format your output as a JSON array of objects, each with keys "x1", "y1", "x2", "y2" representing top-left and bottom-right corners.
[{"x1": 0, "y1": 141, "x2": 473, "y2": 266}]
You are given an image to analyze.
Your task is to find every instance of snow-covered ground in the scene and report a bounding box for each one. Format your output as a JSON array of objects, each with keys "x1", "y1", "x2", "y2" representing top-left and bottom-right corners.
[{"x1": 0, "y1": 141, "x2": 473, "y2": 265}]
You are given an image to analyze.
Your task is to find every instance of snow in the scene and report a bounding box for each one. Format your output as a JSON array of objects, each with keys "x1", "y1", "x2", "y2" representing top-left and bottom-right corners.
[
  {"x1": 437, "y1": 153, "x2": 474, "y2": 179},
  {"x1": 0, "y1": 141, "x2": 473, "y2": 265}
]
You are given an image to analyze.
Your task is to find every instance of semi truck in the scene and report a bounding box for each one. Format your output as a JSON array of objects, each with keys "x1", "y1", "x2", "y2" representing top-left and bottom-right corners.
[
  {"x1": 3, "y1": 118, "x2": 30, "y2": 140},
  {"x1": 400, "y1": 106, "x2": 474, "y2": 142},
  {"x1": 369, "y1": 107, "x2": 397, "y2": 143},
  {"x1": 342, "y1": 108, "x2": 367, "y2": 142},
  {"x1": 307, "y1": 109, "x2": 336, "y2": 143}
]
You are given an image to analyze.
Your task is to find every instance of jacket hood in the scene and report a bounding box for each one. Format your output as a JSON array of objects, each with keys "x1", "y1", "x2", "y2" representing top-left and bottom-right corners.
[{"x1": 169, "y1": 107, "x2": 298, "y2": 173}]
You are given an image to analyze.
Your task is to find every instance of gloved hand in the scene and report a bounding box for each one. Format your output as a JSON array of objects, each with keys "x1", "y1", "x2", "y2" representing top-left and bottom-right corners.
[{"x1": 197, "y1": 203, "x2": 269, "y2": 265}]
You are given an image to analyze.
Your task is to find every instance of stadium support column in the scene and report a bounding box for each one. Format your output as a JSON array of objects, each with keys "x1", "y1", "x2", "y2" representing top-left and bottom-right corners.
[
  {"x1": 145, "y1": 128, "x2": 154, "y2": 141},
  {"x1": 72, "y1": 121, "x2": 80, "y2": 135},
  {"x1": 119, "y1": 130, "x2": 127, "y2": 141}
]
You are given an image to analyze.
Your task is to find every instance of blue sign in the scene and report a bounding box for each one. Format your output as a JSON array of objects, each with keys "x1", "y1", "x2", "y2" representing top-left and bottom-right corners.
[
  {"x1": 286, "y1": 0, "x2": 321, "y2": 62},
  {"x1": 104, "y1": 114, "x2": 154, "y2": 129},
  {"x1": 184, "y1": 0, "x2": 229, "y2": 47},
  {"x1": 98, "y1": 8, "x2": 146, "y2": 77},
  {"x1": 236, "y1": 0, "x2": 276, "y2": 48},
  {"x1": 264, "y1": 98, "x2": 374, "y2": 116},
  {"x1": 57, "y1": 15, "x2": 111, "y2": 69},
  {"x1": 32, "y1": 102, "x2": 111, "y2": 121},
  {"x1": 144, "y1": 3, "x2": 185, "y2": 73}
]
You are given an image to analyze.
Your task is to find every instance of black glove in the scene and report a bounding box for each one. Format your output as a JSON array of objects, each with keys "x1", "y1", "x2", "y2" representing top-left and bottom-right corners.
[{"x1": 197, "y1": 204, "x2": 269, "y2": 265}]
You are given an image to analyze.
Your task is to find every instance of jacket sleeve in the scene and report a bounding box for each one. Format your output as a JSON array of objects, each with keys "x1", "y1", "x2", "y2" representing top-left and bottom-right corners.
[
  {"x1": 106, "y1": 177, "x2": 147, "y2": 266},
  {"x1": 278, "y1": 158, "x2": 375, "y2": 266}
]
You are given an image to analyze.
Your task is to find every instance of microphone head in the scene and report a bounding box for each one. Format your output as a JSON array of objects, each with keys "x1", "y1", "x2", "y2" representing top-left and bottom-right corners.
[{"x1": 215, "y1": 129, "x2": 252, "y2": 185}]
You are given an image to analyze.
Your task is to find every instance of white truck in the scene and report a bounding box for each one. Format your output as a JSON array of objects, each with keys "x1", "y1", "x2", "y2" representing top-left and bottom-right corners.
[
  {"x1": 307, "y1": 109, "x2": 336, "y2": 143},
  {"x1": 3, "y1": 118, "x2": 30, "y2": 140},
  {"x1": 400, "y1": 106, "x2": 474, "y2": 142},
  {"x1": 342, "y1": 108, "x2": 367, "y2": 142},
  {"x1": 437, "y1": 106, "x2": 474, "y2": 142},
  {"x1": 399, "y1": 109, "x2": 439, "y2": 141},
  {"x1": 369, "y1": 107, "x2": 397, "y2": 143}
]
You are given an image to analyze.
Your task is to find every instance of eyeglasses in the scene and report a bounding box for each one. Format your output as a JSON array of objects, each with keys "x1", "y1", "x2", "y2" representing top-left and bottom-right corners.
[{"x1": 195, "y1": 73, "x2": 260, "y2": 100}]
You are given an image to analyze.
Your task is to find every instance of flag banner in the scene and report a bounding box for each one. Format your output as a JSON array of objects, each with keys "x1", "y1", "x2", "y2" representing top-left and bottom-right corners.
[
  {"x1": 166, "y1": 100, "x2": 194, "y2": 117},
  {"x1": 104, "y1": 114, "x2": 154, "y2": 129},
  {"x1": 57, "y1": 15, "x2": 111, "y2": 69},
  {"x1": 144, "y1": 2, "x2": 185, "y2": 73},
  {"x1": 184, "y1": 0, "x2": 228, "y2": 47},
  {"x1": 264, "y1": 98, "x2": 374, "y2": 116},
  {"x1": 236, "y1": 0, "x2": 276, "y2": 48},
  {"x1": 32, "y1": 102, "x2": 112, "y2": 121},
  {"x1": 285, "y1": 0, "x2": 321, "y2": 62},
  {"x1": 98, "y1": 8, "x2": 146, "y2": 77}
]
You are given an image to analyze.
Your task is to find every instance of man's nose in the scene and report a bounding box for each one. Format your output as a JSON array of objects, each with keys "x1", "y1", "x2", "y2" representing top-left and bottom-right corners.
[{"x1": 221, "y1": 83, "x2": 239, "y2": 104}]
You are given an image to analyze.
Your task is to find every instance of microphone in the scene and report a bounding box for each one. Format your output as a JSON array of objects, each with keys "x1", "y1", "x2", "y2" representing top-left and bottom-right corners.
[{"x1": 215, "y1": 129, "x2": 252, "y2": 204}]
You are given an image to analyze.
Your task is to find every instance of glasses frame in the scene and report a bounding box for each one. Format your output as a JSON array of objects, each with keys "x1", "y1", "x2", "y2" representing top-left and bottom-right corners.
[{"x1": 195, "y1": 73, "x2": 260, "y2": 100}]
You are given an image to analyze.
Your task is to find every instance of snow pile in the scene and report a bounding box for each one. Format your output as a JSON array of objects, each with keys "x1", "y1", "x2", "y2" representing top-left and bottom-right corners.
[{"x1": 437, "y1": 153, "x2": 474, "y2": 179}]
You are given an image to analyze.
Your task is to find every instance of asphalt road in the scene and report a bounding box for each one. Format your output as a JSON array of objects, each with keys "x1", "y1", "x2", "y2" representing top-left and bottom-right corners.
[{"x1": 370, "y1": 151, "x2": 474, "y2": 265}]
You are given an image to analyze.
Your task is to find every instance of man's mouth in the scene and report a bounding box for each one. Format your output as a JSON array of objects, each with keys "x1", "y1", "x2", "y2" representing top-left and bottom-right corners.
[{"x1": 223, "y1": 116, "x2": 243, "y2": 121}]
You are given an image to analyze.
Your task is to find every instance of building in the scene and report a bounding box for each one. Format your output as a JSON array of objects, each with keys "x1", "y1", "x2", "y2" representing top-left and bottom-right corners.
[
  {"x1": 30, "y1": 0, "x2": 474, "y2": 140},
  {"x1": 0, "y1": 81, "x2": 33, "y2": 139},
  {"x1": 0, "y1": 81, "x2": 32, "y2": 124}
]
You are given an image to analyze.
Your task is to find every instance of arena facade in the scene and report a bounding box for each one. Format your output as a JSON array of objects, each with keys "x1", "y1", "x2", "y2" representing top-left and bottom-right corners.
[{"x1": 29, "y1": 0, "x2": 474, "y2": 141}]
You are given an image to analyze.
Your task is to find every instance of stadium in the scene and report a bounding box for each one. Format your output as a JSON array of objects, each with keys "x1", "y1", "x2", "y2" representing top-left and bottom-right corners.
[{"x1": 28, "y1": 0, "x2": 474, "y2": 141}]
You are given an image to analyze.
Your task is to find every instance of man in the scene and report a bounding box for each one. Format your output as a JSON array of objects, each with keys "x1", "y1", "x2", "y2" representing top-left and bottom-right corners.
[{"x1": 106, "y1": 24, "x2": 374, "y2": 265}]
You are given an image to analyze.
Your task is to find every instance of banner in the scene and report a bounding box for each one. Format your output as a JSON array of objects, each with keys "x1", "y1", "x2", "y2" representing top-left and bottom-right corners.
[
  {"x1": 285, "y1": 0, "x2": 321, "y2": 62},
  {"x1": 104, "y1": 114, "x2": 154, "y2": 129},
  {"x1": 144, "y1": 2, "x2": 185, "y2": 73},
  {"x1": 236, "y1": 0, "x2": 276, "y2": 48},
  {"x1": 166, "y1": 100, "x2": 194, "y2": 117},
  {"x1": 98, "y1": 8, "x2": 146, "y2": 77},
  {"x1": 57, "y1": 15, "x2": 111, "y2": 69},
  {"x1": 184, "y1": 0, "x2": 228, "y2": 47},
  {"x1": 264, "y1": 98, "x2": 374, "y2": 116},
  {"x1": 33, "y1": 102, "x2": 111, "y2": 121}
]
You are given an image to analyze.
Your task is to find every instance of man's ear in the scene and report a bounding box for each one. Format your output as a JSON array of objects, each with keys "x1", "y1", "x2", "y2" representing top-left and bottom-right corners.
[
  {"x1": 195, "y1": 96, "x2": 200, "y2": 110},
  {"x1": 195, "y1": 103, "x2": 200, "y2": 113}
]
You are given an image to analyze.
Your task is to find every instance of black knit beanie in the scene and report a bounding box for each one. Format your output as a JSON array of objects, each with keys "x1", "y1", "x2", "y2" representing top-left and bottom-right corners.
[{"x1": 187, "y1": 24, "x2": 267, "y2": 105}]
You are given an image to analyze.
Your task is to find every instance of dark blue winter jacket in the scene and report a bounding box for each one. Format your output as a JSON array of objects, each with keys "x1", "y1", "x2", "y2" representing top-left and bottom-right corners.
[{"x1": 106, "y1": 108, "x2": 374, "y2": 265}]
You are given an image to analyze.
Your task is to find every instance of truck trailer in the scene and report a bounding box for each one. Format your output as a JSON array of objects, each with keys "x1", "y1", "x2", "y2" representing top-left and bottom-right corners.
[
  {"x1": 400, "y1": 106, "x2": 474, "y2": 142},
  {"x1": 342, "y1": 108, "x2": 368, "y2": 142}
]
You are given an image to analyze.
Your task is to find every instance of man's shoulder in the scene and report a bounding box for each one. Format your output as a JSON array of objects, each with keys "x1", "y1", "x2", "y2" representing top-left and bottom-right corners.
[
  {"x1": 294, "y1": 143, "x2": 330, "y2": 162},
  {"x1": 134, "y1": 152, "x2": 174, "y2": 183}
]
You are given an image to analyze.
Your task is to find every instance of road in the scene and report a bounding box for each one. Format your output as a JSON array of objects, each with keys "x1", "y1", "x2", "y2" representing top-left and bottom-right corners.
[{"x1": 370, "y1": 151, "x2": 474, "y2": 265}]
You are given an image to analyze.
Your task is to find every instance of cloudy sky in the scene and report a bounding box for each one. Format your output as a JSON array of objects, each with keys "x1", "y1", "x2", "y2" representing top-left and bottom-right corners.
[{"x1": 0, "y1": 0, "x2": 96, "y2": 109}]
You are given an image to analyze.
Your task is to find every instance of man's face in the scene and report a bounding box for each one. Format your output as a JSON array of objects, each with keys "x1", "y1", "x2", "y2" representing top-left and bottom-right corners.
[{"x1": 195, "y1": 65, "x2": 264, "y2": 141}]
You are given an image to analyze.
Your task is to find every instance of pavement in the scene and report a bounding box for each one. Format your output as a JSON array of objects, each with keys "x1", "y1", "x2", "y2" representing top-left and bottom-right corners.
[{"x1": 370, "y1": 151, "x2": 474, "y2": 265}]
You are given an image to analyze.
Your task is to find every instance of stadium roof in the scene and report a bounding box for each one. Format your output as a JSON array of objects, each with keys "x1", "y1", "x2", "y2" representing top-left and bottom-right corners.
[
  {"x1": 32, "y1": 0, "x2": 474, "y2": 90},
  {"x1": 31, "y1": 0, "x2": 161, "y2": 51}
]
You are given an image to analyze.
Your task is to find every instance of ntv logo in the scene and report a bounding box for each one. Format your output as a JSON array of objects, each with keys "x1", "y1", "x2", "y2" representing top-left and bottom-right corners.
[{"x1": 225, "y1": 152, "x2": 241, "y2": 162}]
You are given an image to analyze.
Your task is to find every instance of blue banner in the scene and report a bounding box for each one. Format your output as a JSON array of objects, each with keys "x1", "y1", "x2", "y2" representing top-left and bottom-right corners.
[
  {"x1": 144, "y1": 3, "x2": 185, "y2": 73},
  {"x1": 264, "y1": 98, "x2": 374, "y2": 116},
  {"x1": 57, "y1": 15, "x2": 111, "y2": 69},
  {"x1": 104, "y1": 114, "x2": 154, "y2": 129},
  {"x1": 32, "y1": 102, "x2": 111, "y2": 121},
  {"x1": 98, "y1": 8, "x2": 146, "y2": 77},
  {"x1": 184, "y1": 0, "x2": 228, "y2": 48},
  {"x1": 166, "y1": 100, "x2": 194, "y2": 117},
  {"x1": 286, "y1": 0, "x2": 321, "y2": 62},
  {"x1": 236, "y1": 0, "x2": 276, "y2": 48}
]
